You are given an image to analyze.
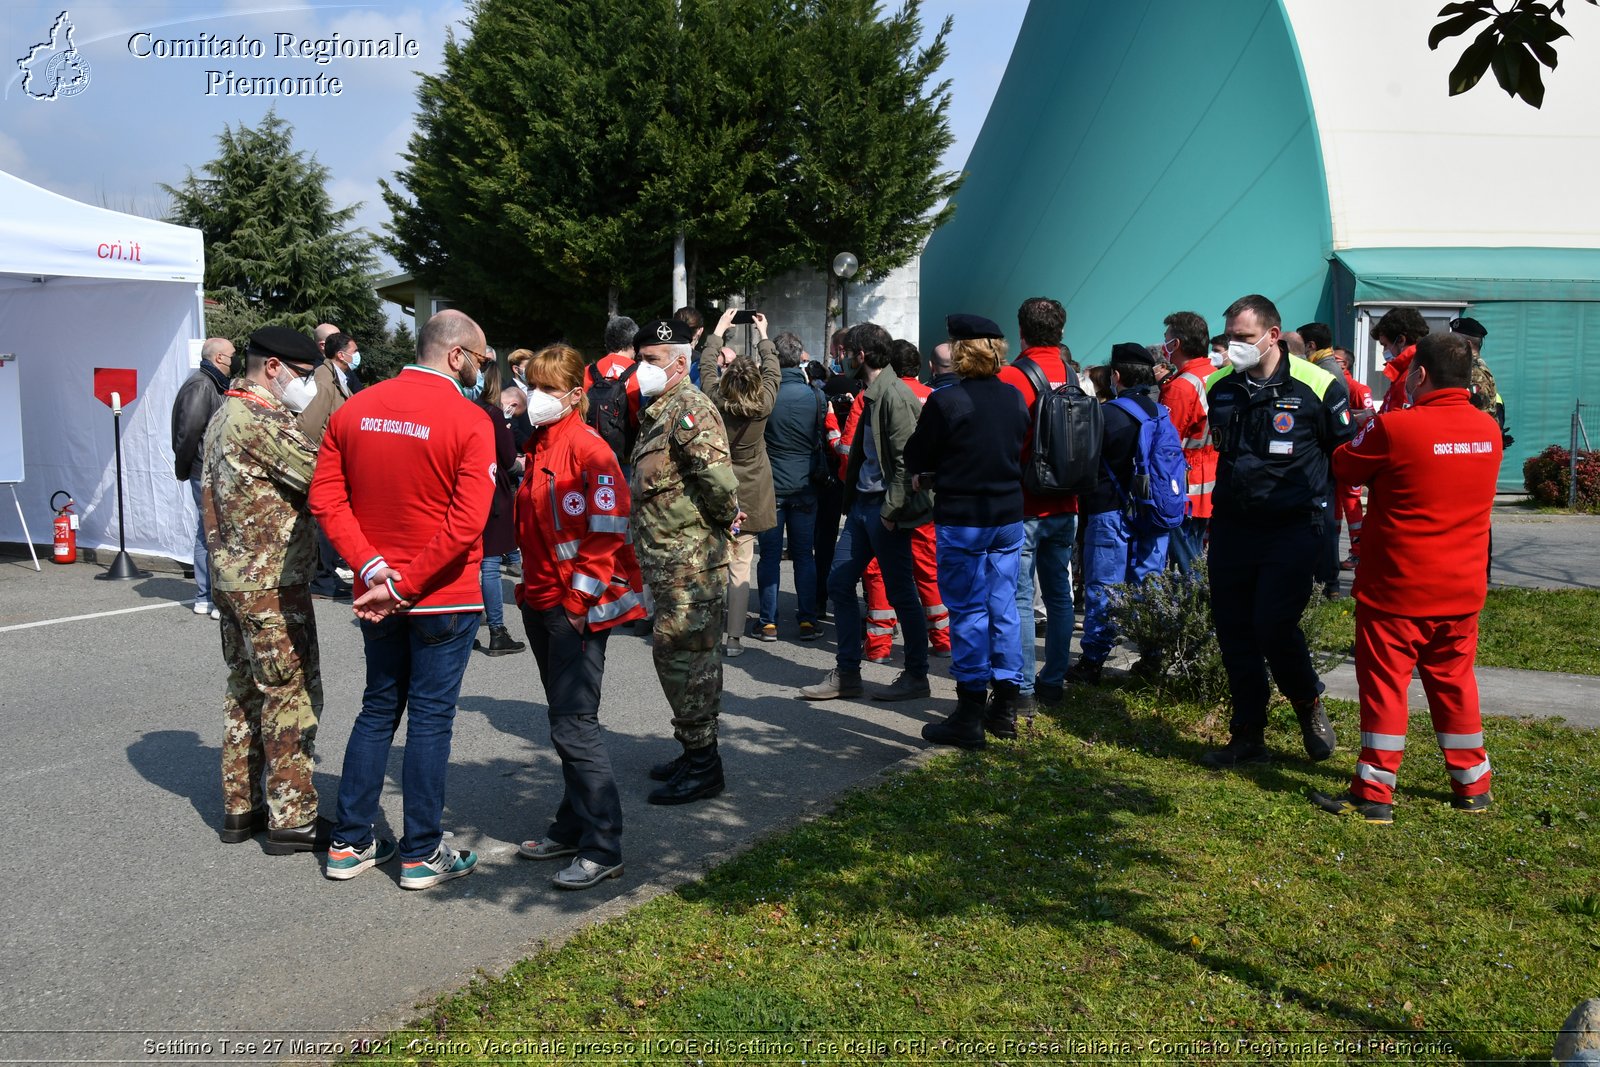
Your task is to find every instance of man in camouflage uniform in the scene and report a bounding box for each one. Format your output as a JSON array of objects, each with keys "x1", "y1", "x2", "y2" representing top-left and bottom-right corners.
[
  {"x1": 200, "y1": 326, "x2": 327, "y2": 854},
  {"x1": 1450, "y1": 317, "x2": 1513, "y2": 445},
  {"x1": 629, "y1": 318, "x2": 741, "y2": 805}
]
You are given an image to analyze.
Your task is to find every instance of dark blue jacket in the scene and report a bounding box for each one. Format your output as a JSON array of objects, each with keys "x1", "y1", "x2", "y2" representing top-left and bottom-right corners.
[
  {"x1": 1083, "y1": 385, "x2": 1159, "y2": 515},
  {"x1": 904, "y1": 375, "x2": 1028, "y2": 527},
  {"x1": 765, "y1": 366, "x2": 823, "y2": 497}
]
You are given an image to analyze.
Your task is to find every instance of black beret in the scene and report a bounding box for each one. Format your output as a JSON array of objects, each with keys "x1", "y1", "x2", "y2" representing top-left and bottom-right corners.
[
  {"x1": 246, "y1": 326, "x2": 323, "y2": 367},
  {"x1": 946, "y1": 313, "x2": 1004, "y2": 341},
  {"x1": 1110, "y1": 341, "x2": 1154, "y2": 366},
  {"x1": 633, "y1": 318, "x2": 697, "y2": 349},
  {"x1": 1450, "y1": 316, "x2": 1488, "y2": 340}
]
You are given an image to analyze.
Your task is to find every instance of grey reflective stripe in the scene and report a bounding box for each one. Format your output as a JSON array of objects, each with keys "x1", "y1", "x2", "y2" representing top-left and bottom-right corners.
[
  {"x1": 571, "y1": 573, "x2": 605, "y2": 596},
  {"x1": 1449, "y1": 758, "x2": 1492, "y2": 785},
  {"x1": 589, "y1": 591, "x2": 641, "y2": 623},
  {"x1": 1180, "y1": 372, "x2": 1208, "y2": 405},
  {"x1": 1356, "y1": 762, "x2": 1397, "y2": 788},
  {"x1": 589, "y1": 515, "x2": 630, "y2": 534},
  {"x1": 1181, "y1": 436, "x2": 1209, "y2": 449},
  {"x1": 925, "y1": 603, "x2": 947, "y2": 615},
  {"x1": 554, "y1": 539, "x2": 581, "y2": 560},
  {"x1": 867, "y1": 609, "x2": 897, "y2": 620},
  {"x1": 928, "y1": 617, "x2": 950, "y2": 630},
  {"x1": 1436, "y1": 731, "x2": 1484, "y2": 749},
  {"x1": 1361, "y1": 731, "x2": 1407, "y2": 752},
  {"x1": 1189, "y1": 480, "x2": 1216, "y2": 495}
]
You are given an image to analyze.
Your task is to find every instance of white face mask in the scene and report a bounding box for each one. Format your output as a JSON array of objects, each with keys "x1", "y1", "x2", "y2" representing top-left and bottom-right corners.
[
  {"x1": 275, "y1": 367, "x2": 318, "y2": 413},
  {"x1": 348, "y1": 350, "x2": 361, "y2": 370},
  {"x1": 1209, "y1": 351, "x2": 1227, "y2": 368},
  {"x1": 1077, "y1": 373, "x2": 1096, "y2": 395},
  {"x1": 1226, "y1": 335, "x2": 1268, "y2": 373},
  {"x1": 526, "y1": 389, "x2": 571, "y2": 427},
  {"x1": 635, "y1": 359, "x2": 671, "y2": 397}
]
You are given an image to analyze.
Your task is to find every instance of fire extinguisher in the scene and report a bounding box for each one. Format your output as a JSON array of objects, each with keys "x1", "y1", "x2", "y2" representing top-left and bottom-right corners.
[{"x1": 51, "y1": 491, "x2": 78, "y2": 564}]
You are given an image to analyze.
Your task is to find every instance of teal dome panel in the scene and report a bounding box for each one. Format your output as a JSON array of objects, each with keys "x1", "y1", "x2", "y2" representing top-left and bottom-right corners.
[{"x1": 922, "y1": 0, "x2": 1331, "y2": 357}]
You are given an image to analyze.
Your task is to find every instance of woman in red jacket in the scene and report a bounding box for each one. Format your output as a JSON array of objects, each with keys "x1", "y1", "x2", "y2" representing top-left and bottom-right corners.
[{"x1": 512, "y1": 344, "x2": 646, "y2": 890}]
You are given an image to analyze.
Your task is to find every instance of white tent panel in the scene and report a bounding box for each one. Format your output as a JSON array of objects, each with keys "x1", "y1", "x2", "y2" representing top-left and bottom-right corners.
[
  {"x1": 0, "y1": 170, "x2": 203, "y2": 282},
  {"x1": 1284, "y1": 0, "x2": 1600, "y2": 250},
  {"x1": 0, "y1": 169, "x2": 204, "y2": 562}
]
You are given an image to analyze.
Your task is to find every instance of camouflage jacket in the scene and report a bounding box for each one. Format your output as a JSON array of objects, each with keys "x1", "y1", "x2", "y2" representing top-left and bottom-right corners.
[
  {"x1": 629, "y1": 377, "x2": 740, "y2": 582},
  {"x1": 201, "y1": 380, "x2": 319, "y2": 591},
  {"x1": 1469, "y1": 354, "x2": 1498, "y2": 414}
]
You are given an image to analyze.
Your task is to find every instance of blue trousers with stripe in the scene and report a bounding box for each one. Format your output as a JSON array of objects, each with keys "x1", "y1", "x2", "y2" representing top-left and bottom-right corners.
[{"x1": 936, "y1": 522, "x2": 1025, "y2": 690}]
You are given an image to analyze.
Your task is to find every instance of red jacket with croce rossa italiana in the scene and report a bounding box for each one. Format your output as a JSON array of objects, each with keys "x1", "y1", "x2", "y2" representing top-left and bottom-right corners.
[
  {"x1": 1331, "y1": 388, "x2": 1502, "y2": 617},
  {"x1": 310, "y1": 365, "x2": 496, "y2": 613},
  {"x1": 514, "y1": 408, "x2": 646, "y2": 631}
]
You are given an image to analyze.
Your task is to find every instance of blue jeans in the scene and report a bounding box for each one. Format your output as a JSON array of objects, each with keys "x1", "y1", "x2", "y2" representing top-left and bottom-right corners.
[
  {"x1": 938, "y1": 522, "x2": 1025, "y2": 690},
  {"x1": 1168, "y1": 516, "x2": 1208, "y2": 572},
  {"x1": 827, "y1": 494, "x2": 927, "y2": 675},
  {"x1": 480, "y1": 554, "x2": 505, "y2": 628},
  {"x1": 189, "y1": 474, "x2": 211, "y2": 603},
  {"x1": 334, "y1": 611, "x2": 477, "y2": 861},
  {"x1": 1016, "y1": 513, "x2": 1078, "y2": 693},
  {"x1": 1080, "y1": 510, "x2": 1169, "y2": 663},
  {"x1": 757, "y1": 490, "x2": 818, "y2": 627}
]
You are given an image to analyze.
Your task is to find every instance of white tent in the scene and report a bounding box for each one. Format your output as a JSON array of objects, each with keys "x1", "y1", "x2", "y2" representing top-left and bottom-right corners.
[{"x1": 0, "y1": 169, "x2": 205, "y2": 562}]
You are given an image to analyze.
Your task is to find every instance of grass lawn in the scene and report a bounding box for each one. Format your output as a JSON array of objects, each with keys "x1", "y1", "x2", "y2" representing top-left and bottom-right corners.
[
  {"x1": 1308, "y1": 588, "x2": 1600, "y2": 676},
  {"x1": 356, "y1": 689, "x2": 1599, "y2": 1066}
]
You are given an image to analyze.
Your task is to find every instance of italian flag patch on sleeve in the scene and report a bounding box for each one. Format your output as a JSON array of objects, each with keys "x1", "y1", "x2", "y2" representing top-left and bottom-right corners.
[{"x1": 678, "y1": 414, "x2": 697, "y2": 431}]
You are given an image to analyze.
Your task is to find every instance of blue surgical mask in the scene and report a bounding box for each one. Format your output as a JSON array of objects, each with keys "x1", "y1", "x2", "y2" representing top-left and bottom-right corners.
[
  {"x1": 461, "y1": 362, "x2": 483, "y2": 401},
  {"x1": 348, "y1": 350, "x2": 361, "y2": 370}
]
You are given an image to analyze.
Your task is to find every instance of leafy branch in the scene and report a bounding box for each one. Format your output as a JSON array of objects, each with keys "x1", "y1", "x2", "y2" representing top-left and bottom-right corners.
[{"x1": 1430, "y1": 0, "x2": 1596, "y2": 108}]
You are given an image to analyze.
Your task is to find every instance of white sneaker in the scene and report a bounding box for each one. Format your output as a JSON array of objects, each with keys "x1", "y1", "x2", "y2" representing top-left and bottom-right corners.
[
  {"x1": 335, "y1": 566, "x2": 354, "y2": 582},
  {"x1": 193, "y1": 600, "x2": 212, "y2": 615},
  {"x1": 209, "y1": 607, "x2": 221, "y2": 621},
  {"x1": 725, "y1": 637, "x2": 744, "y2": 658}
]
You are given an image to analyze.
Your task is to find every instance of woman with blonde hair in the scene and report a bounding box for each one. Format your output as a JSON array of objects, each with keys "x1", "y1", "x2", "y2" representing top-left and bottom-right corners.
[
  {"x1": 698, "y1": 308, "x2": 781, "y2": 657},
  {"x1": 511, "y1": 344, "x2": 645, "y2": 891},
  {"x1": 904, "y1": 314, "x2": 1031, "y2": 749}
]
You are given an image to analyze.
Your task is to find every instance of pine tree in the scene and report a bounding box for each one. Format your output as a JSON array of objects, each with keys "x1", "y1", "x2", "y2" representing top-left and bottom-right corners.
[
  {"x1": 780, "y1": 0, "x2": 962, "y2": 331},
  {"x1": 383, "y1": 0, "x2": 959, "y2": 341},
  {"x1": 164, "y1": 110, "x2": 384, "y2": 346}
]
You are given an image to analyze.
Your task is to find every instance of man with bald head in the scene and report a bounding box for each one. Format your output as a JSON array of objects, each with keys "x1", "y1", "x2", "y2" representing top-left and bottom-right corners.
[
  {"x1": 309, "y1": 308, "x2": 497, "y2": 888},
  {"x1": 928, "y1": 342, "x2": 957, "y2": 390},
  {"x1": 171, "y1": 336, "x2": 236, "y2": 617},
  {"x1": 314, "y1": 323, "x2": 340, "y2": 345}
]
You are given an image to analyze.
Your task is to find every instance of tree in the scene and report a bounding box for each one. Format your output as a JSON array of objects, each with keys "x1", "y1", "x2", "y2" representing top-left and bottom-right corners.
[
  {"x1": 779, "y1": 0, "x2": 962, "y2": 333},
  {"x1": 1431, "y1": 0, "x2": 1596, "y2": 108},
  {"x1": 383, "y1": 0, "x2": 959, "y2": 342},
  {"x1": 384, "y1": 0, "x2": 673, "y2": 346},
  {"x1": 165, "y1": 111, "x2": 385, "y2": 347}
]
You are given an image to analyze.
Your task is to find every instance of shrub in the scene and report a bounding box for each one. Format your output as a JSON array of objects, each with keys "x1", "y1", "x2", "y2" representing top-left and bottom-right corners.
[
  {"x1": 1523, "y1": 444, "x2": 1600, "y2": 512},
  {"x1": 1108, "y1": 560, "x2": 1349, "y2": 704}
]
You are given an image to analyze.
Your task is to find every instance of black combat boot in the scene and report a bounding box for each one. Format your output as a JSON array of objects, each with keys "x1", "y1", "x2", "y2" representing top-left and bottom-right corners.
[
  {"x1": 477, "y1": 626, "x2": 526, "y2": 656},
  {"x1": 922, "y1": 687, "x2": 988, "y2": 750},
  {"x1": 648, "y1": 743, "x2": 689, "y2": 782},
  {"x1": 647, "y1": 743, "x2": 725, "y2": 805},
  {"x1": 219, "y1": 807, "x2": 265, "y2": 844},
  {"x1": 984, "y1": 680, "x2": 1020, "y2": 740}
]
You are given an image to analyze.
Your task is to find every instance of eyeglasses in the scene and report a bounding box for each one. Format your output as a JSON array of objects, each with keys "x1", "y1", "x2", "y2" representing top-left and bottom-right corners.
[{"x1": 461, "y1": 346, "x2": 493, "y2": 367}]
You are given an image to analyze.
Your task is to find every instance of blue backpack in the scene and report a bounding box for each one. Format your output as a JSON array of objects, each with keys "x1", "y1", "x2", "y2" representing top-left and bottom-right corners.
[{"x1": 1103, "y1": 396, "x2": 1188, "y2": 534}]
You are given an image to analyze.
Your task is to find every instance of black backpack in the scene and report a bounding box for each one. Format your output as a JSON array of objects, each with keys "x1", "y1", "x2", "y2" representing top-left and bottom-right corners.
[
  {"x1": 1014, "y1": 355, "x2": 1103, "y2": 496},
  {"x1": 585, "y1": 361, "x2": 639, "y2": 460}
]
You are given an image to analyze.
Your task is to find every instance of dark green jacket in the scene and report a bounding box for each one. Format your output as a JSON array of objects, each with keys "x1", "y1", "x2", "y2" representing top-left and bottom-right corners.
[{"x1": 843, "y1": 366, "x2": 933, "y2": 528}]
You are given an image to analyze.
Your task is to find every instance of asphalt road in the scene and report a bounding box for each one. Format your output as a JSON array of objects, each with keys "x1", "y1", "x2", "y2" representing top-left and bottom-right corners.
[{"x1": 0, "y1": 507, "x2": 1592, "y2": 1065}]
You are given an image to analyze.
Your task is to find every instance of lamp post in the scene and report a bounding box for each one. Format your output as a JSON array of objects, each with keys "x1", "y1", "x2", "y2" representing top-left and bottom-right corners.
[{"x1": 832, "y1": 252, "x2": 859, "y2": 330}]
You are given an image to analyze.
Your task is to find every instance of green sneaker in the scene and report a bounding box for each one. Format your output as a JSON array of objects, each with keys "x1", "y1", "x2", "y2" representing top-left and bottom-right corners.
[
  {"x1": 400, "y1": 843, "x2": 478, "y2": 889},
  {"x1": 1311, "y1": 790, "x2": 1393, "y2": 824},
  {"x1": 325, "y1": 838, "x2": 397, "y2": 881}
]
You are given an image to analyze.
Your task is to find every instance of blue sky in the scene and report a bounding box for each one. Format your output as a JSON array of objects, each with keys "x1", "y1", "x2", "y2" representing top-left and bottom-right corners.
[{"x1": 1, "y1": 0, "x2": 1027, "y2": 280}]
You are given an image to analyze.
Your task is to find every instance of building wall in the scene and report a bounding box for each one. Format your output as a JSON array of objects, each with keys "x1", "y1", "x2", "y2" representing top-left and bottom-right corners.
[
  {"x1": 920, "y1": 0, "x2": 1331, "y2": 363},
  {"x1": 751, "y1": 259, "x2": 920, "y2": 361}
]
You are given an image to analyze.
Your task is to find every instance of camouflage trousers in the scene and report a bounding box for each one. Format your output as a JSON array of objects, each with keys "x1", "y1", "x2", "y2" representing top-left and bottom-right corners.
[
  {"x1": 216, "y1": 585, "x2": 322, "y2": 829},
  {"x1": 647, "y1": 571, "x2": 727, "y2": 750}
]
